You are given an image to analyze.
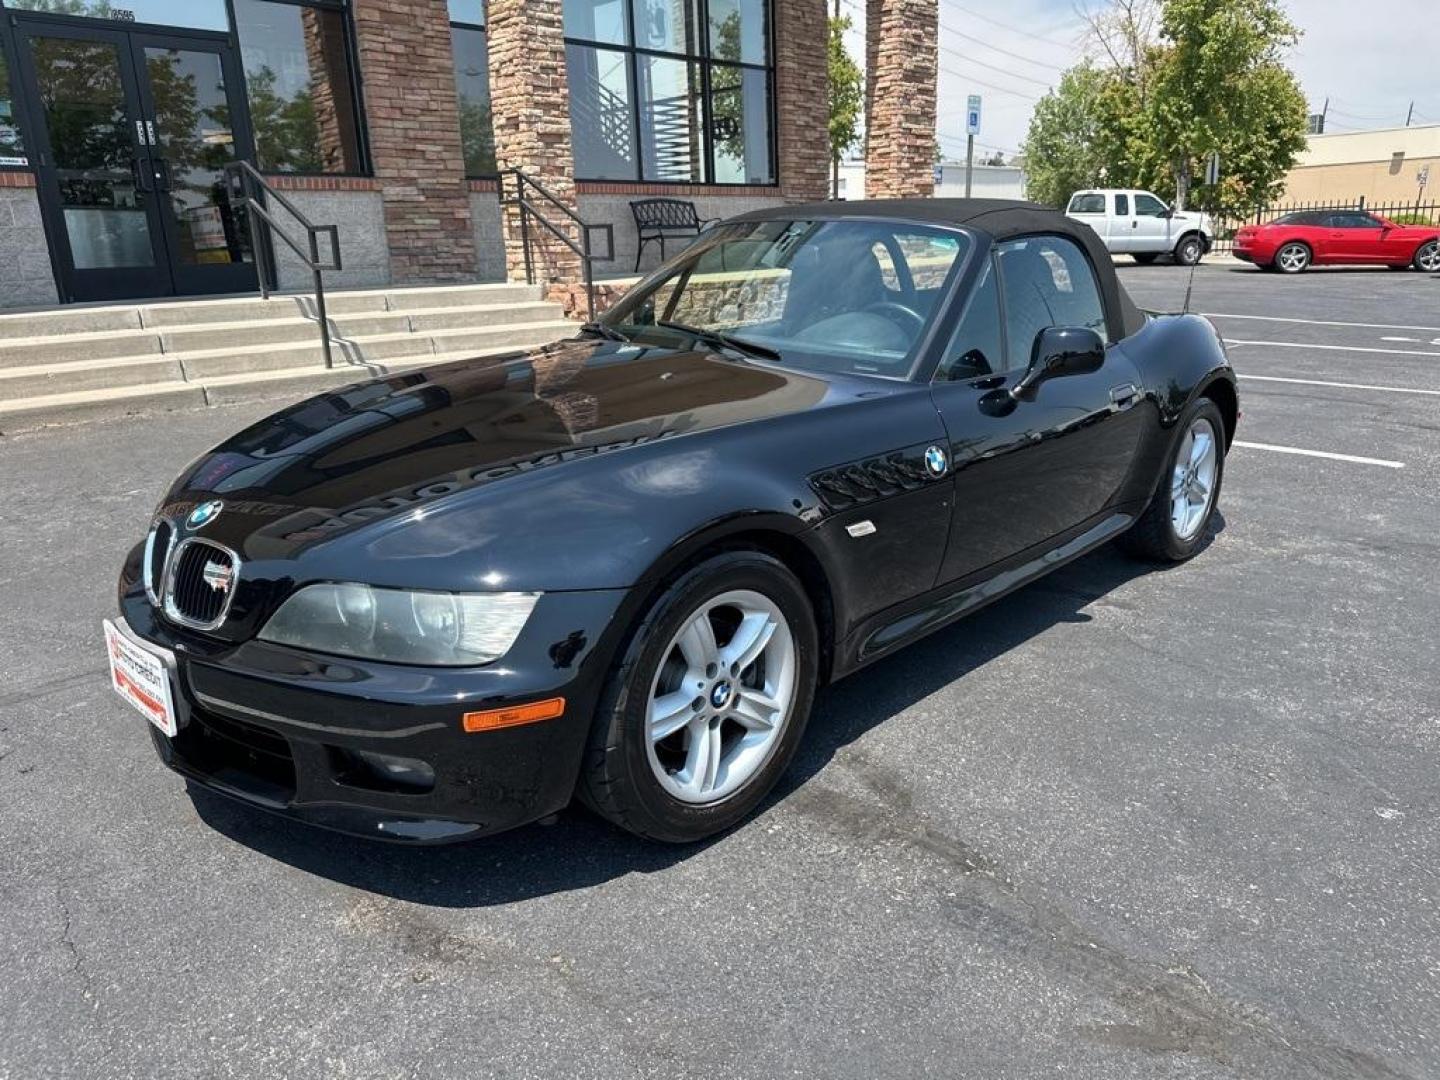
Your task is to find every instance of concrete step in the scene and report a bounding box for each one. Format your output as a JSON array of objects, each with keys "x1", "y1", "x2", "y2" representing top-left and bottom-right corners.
[
  {"x1": 0, "y1": 366, "x2": 360, "y2": 430},
  {"x1": 0, "y1": 327, "x2": 162, "y2": 369},
  {"x1": 0, "y1": 305, "x2": 143, "y2": 338},
  {"x1": 0, "y1": 355, "x2": 181, "y2": 398},
  {"x1": 381, "y1": 283, "x2": 544, "y2": 310},
  {"x1": 0, "y1": 319, "x2": 576, "y2": 395}
]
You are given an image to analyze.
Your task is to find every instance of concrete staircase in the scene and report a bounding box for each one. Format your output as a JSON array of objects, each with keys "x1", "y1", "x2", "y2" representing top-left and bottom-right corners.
[{"x1": 0, "y1": 283, "x2": 576, "y2": 431}]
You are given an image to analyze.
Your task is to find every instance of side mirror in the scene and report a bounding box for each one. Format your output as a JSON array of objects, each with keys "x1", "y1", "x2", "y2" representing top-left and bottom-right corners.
[{"x1": 1009, "y1": 327, "x2": 1105, "y2": 400}]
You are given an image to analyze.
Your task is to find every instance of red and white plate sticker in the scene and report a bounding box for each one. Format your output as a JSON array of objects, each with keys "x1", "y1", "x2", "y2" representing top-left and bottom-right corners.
[{"x1": 103, "y1": 619, "x2": 178, "y2": 737}]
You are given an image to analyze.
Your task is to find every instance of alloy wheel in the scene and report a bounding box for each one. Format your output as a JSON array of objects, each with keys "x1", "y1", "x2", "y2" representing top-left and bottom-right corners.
[
  {"x1": 1417, "y1": 241, "x2": 1440, "y2": 273},
  {"x1": 1277, "y1": 244, "x2": 1309, "y2": 273},
  {"x1": 645, "y1": 590, "x2": 797, "y2": 804},
  {"x1": 1170, "y1": 417, "x2": 1219, "y2": 541}
]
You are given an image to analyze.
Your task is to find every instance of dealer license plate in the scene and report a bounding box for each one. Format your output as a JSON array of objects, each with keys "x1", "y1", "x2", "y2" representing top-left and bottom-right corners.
[{"x1": 103, "y1": 619, "x2": 178, "y2": 737}]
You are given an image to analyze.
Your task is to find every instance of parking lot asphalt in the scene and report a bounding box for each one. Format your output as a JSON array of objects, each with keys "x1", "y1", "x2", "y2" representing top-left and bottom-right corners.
[{"x1": 1, "y1": 263, "x2": 1437, "y2": 1080}]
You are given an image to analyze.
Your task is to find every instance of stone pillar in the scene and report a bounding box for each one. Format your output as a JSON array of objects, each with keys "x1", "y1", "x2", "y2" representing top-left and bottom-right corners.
[
  {"x1": 865, "y1": 0, "x2": 938, "y2": 199},
  {"x1": 486, "y1": 0, "x2": 581, "y2": 286},
  {"x1": 351, "y1": 0, "x2": 476, "y2": 282},
  {"x1": 774, "y1": 0, "x2": 831, "y2": 203}
]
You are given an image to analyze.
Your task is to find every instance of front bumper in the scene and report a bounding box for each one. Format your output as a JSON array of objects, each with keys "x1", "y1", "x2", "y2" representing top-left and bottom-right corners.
[{"x1": 116, "y1": 564, "x2": 629, "y2": 844}]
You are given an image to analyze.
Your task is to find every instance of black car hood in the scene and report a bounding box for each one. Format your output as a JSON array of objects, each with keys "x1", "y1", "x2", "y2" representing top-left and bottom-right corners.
[{"x1": 157, "y1": 337, "x2": 840, "y2": 563}]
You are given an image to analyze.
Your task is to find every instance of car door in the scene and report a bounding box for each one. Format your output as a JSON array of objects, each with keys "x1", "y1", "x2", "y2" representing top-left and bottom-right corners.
[
  {"x1": 1132, "y1": 192, "x2": 1172, "y2": 251},
  {"x1": 1323, "y1": 212, "x2": 1388, "y2": 262},
  {"x1": 1109, "y1": 192, "x2": 1134, "y2": 252},
  {"x1": 929, "y1": 234, "x2": 1149, "y2": 585}
]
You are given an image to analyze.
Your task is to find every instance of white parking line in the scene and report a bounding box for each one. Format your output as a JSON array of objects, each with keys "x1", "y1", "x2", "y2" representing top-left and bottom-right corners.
[
  {"x1": 1233, "y1": 440, "x2": 1405, "y2": 469},
  {"x1": 1205, "y1": 312, "x2": 1440, "y2": 334},
  {"x1": 1225, "y1": 338, "x2": 1440, "y2": 358},
  {"x1": 1239, "y1": 374, "x2": 1440, "y2": 397}
]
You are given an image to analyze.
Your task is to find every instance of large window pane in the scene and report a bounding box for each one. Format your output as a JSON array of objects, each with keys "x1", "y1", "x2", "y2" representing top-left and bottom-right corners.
[
  {"x1": 447, "y1": 0, "x2": 486, "y2": 23},
  {"x1": 234, "y1": 0, "x2": 363, "y2": 174},
  {"x1": 0, "y1": 48, "x2": 26, "y2": 164},
  {"x1": 707, "y1": 0, "x2": 766, "y2": 64},
  {"x1": 451, "y1": 26, "x2": 495, "y2": 176},
  {"x1": 563, "y1": 0, "x2": 630, "y2": 45},
  {"x1": 3, "y1": 0, "x2": 228, "y2": 31},
  {"x1": 634, "y1": 0, "x2": 701, "y2": 53},
  {"x1": 566, "y1": 44, "x2": 636, "y2": 180},
  {"x1": 709, "y1": 65, "x2": 771, "y2": 184},
  {"x1": 637, "y1": 55, "x2": 702, "y2": 182}
]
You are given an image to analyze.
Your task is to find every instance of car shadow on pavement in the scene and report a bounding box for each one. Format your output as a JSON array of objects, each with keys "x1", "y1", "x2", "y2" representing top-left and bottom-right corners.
[{"x1": 189, "y1": 519, "x2": 1224, "y2": 908}]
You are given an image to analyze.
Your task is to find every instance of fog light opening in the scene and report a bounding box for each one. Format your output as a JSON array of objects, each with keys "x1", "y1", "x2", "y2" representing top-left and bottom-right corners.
[{"x1": 331, "y1": 747, "x2": 436, "y2": 794}]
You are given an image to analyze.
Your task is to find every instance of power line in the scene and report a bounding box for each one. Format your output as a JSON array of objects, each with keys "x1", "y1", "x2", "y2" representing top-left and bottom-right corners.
[
  {"x1": 939, "y1": 65, "x2": 1045, "y2": 103},
  {"x1": 937, "y1": 0, "x2": 1086, "y2": 51},
  {"x1": 938, "y1": 42, "x2": 1056, "y2": 89},
  {"x1": 939, "y1": 24, "x2": 1069, "y2": 73}
]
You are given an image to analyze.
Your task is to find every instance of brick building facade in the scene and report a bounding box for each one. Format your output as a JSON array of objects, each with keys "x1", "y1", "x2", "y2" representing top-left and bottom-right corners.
[{"x1": 0, "y1": 0, "x2": 934, "y2": 308}]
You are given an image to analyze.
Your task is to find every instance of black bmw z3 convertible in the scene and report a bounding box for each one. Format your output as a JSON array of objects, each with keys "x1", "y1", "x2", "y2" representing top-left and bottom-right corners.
[{"x1": 107, "y1": 200, "x2": 1237, "y2": 844}]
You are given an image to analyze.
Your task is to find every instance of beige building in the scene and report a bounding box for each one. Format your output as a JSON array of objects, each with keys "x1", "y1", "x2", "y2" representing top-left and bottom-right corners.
[{"x1": 1283, "y1": 125, "x2": 1440, "y2": 206}]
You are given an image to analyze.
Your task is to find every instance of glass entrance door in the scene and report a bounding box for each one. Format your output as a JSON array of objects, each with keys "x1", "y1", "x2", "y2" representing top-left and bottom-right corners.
[{"x1": 13, "y1": 18, "x2": 257, "y2": 303}]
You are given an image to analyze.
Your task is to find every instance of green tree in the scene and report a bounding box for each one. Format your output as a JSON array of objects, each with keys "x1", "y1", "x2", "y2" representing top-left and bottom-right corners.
[
  {"x1": 827, "y1": 14, "x2": 863, "y2": 197},
  {"x1": 1024, "y1": 0, "x2": 1307, "y2": 212},
  {"x1": 1021, "y1": 64, "x2": 1138, "y2": 207},
  {"x1": 1149, "y1": 0, "x2": 1306, "y2": 208}
]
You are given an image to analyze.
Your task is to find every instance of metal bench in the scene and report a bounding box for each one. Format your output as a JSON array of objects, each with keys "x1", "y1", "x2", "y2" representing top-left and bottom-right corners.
[{"x1": 630, "y1": 198, "x2": 720, "y2": 271}]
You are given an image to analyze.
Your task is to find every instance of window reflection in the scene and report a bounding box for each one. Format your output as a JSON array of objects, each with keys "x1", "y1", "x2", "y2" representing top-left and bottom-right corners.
[
  {"x1": 451, "y1": 25, "x2": 495, "y2": 176},
  {"x1": 234, "y1": 0, "x2": 363, "y2": 174},
  {"x1": 0, "y1": 48, "x2": 25, "y2": 163},
  {"x1": 564, "y1": 0, "x2": 774, "y2": 184}
]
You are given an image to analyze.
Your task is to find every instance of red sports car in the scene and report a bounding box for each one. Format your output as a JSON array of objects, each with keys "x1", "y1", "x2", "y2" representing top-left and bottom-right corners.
[{"x1": 1233, "y1": 210, "x2": 1440, "y2": 274}]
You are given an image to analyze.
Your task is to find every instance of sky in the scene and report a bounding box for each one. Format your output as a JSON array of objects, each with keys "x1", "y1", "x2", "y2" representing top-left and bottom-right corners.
[{"x1": 839, "y1": 0, "x2": 1440, "y2": 164}]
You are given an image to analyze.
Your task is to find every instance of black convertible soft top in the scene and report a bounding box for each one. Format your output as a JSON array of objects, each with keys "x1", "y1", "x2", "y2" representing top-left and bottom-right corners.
[{"x1": 732, "y1": 198, "x2": 1147, "y2": 339}]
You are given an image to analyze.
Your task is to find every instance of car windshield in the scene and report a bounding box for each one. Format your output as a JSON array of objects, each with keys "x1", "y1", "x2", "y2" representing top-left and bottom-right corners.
[{"x1": 601, "y1": 219, "x2": 971, "y2": 380}]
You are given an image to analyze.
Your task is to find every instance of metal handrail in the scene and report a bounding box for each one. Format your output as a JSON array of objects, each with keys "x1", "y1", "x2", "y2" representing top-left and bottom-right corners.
[
  {"x1": 225, "y1": 161, "x2": 343, "y2": 369},
  {"x1": 499, "y1": 168, "x2": 615, "y2": 322}
]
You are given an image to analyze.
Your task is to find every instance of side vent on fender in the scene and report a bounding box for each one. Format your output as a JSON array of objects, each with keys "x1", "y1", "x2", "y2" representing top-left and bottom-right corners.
[{"x1": 809, "y1": 447, "x2": 940, "y2": 512}]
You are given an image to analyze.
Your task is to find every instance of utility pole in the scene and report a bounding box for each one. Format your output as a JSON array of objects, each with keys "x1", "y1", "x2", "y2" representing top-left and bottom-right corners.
[{"x1": 1406, "y1": 101, "x2": 1415, "y2": 127}]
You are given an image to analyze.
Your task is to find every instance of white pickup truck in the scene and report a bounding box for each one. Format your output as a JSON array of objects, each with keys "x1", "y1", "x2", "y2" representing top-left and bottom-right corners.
[{"x1": 1065, "y1": 189, "x2": 1212, "y2": 266}]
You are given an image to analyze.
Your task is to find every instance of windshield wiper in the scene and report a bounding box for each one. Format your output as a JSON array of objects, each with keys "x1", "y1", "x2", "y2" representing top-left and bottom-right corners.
[
  {"x1": 656, "y1": 320, "x2": 782, "y2": 363},
  {"x1": 578, "y1": 321, "x2": 631, "y2": 343}
]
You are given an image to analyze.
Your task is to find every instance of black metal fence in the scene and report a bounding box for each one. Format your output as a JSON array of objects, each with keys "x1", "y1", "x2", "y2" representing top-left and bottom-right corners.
[{"x1": 1210, "y1": 197, "x2": 1440, "y2": 253}]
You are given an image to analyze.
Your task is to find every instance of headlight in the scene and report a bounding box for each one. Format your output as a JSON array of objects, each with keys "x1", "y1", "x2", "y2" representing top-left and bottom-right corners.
[{"x1": 259, "y1": 583, "x2": 540, "y2": 666}]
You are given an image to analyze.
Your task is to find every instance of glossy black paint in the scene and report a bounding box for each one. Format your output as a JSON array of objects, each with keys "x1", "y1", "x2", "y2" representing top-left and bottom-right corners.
[{"x1": 115, "y1": 205, "x2": 1237, "y2": 843}]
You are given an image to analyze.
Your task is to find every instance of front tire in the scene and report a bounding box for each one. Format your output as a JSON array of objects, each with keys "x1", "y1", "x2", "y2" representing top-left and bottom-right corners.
[
  {"x1": 578, "y1": 551, "x2": 819, "y2": 842},
  {"x1": 1120, "y1": 398, "x2": 1226, "y2": 563},
  {"x1": 1174, "y1": 234, "x2": 1204, "y2": 266},
  {"x1": 1274, "y1": 242, "x2": 1311, "y2": 274},
  {"x1": 1414, "y1": 239, "x2": 1440, "y2": 273}
]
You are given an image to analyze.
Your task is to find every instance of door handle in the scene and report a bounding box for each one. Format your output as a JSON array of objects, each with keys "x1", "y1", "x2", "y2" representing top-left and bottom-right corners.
[{"x1": 1110, "y1": 382, "x2": 1140, "y2": 408}]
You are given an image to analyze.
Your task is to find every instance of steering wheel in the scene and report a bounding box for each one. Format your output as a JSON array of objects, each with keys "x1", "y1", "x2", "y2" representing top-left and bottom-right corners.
[{"x1": 863, "y1": 301, "x2": 925, "y2": 338}]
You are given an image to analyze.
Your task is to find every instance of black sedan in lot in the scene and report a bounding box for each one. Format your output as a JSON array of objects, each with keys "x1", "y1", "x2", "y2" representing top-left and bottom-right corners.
[{"x1": 107, "y1": 200, "x2": 1237, "y2": 844}]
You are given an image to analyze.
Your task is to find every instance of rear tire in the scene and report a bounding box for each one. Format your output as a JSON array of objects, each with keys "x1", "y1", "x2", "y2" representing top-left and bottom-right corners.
[
  {"x1": 1174, "y1": 234, "x2": 1204, "y2": 266},
  {"x1": 1120, "y1": 398, "x2": 1226, "y2": 563},
  {"x1": 1132, "y1": 252, "x2": 1160, "y2": 265},
  {"x1": 578, "y1": 551, "x2": 819, "y2": 843},
  {"x1": 1414, "y1": 240, "x2": 1440, "y2": 273},
  {"x1": 1274, "y1": 242, "x2": 1310, "y2": 274}
]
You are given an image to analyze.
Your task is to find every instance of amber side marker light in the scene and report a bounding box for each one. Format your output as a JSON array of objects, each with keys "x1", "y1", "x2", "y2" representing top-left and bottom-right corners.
[{"x1": 462, "y1": 697, "x2": 565, "y2": 733}]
